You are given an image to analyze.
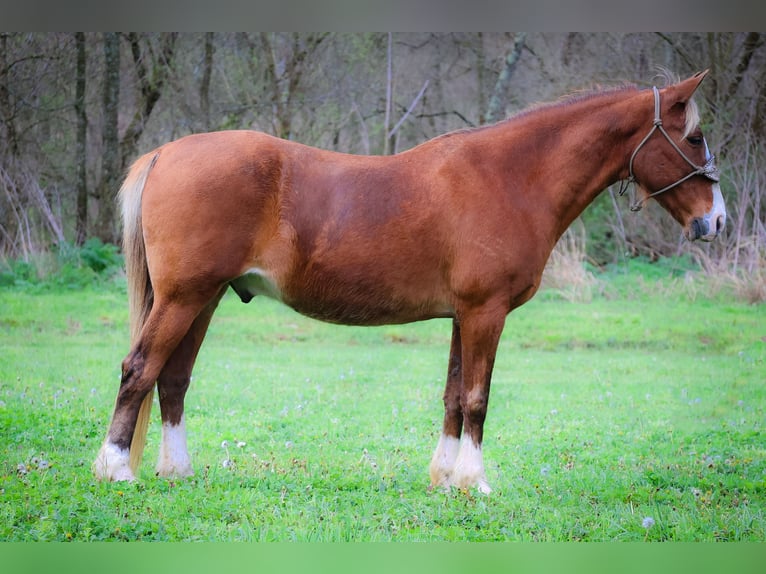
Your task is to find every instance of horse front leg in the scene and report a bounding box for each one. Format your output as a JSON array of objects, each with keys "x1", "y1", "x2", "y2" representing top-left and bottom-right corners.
[
  {"x1": 429, "y1": 319, "x2": 463, "y2": 489},
  {"x1": 451, "y1": 305, "x2": 506, "y2": 494}
]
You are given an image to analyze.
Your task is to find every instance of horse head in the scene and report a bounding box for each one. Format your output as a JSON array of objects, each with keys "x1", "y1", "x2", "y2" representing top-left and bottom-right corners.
[{"x1": 626, "y1": 70, "x2": 726, "y2": 242}]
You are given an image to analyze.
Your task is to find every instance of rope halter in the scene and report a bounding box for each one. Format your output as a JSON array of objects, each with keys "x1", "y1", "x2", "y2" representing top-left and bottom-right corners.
[{"x1": 620, "y1": 86, "x2": 720, "y2": 212}]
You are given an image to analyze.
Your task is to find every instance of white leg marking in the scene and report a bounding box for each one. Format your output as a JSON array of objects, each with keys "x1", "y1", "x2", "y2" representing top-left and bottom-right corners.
[
  {"x1": 93, "y1": 441, "x2": 135, "y2": 482},
  {"x1": 453, "y1": 436, "x2": 492, "y2": 494},
  {"x1": 156, "y1": 415, "x2": 193, "y2": 478},
  {"x1": 429, "y1": 433, "x2": 460, "y2": 489}
]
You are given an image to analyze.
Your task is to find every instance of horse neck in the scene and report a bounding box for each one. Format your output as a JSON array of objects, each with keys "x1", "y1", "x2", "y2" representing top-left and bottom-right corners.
[{"x1": 477, "y1": 88, "x2": 649, "y2": 241}]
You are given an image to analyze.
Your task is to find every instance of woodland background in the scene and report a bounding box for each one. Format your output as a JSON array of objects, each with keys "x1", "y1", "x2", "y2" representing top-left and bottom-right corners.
[{"x1": 0, "y1": 32, "x2": 763, "y2": 293}]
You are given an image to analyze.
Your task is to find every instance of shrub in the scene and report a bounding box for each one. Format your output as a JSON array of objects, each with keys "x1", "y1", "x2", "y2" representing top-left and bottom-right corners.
[{"x1": 0, "y1": 239, "x2": 123, "y2": 290}]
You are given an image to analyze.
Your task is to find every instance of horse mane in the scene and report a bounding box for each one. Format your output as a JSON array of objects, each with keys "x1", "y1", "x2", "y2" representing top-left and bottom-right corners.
[
  {"x1": 426, "y1": 82, "x2": 640, "y2": 146},
  {"x1": 521, "y1": 82, "x2": 639, "y2": 116},
  {"x1": 426, "y1": 72, "x2": 700, "y2": 146}
]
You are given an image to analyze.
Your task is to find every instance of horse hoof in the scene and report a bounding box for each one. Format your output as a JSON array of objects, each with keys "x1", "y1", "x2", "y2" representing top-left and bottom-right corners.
[
  {"x1": 155, "y1": 465, "x2": 194, "y2": 479},
  {"x1": 93, "y1": 443, "x2": 135, "y2": 482}
]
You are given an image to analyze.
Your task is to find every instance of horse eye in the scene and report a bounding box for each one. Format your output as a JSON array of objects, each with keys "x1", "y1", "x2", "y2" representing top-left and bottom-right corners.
[{"x1": 687, "y1": 136, "x2": 703, "y2": 146}]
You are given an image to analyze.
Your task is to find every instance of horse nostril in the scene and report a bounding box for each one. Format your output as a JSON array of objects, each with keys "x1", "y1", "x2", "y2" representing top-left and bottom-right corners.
[
  {"x1": 690, "y1": 219, "x2": 703, "y2": 240},
  {"x1": 715, "y1": 214, "x2": 724, "y2": 234}
]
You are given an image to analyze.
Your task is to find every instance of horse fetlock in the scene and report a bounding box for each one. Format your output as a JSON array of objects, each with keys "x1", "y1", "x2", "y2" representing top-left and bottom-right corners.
[{"x1": 155, "y1": 417, "x2": 193, "y2": 478}]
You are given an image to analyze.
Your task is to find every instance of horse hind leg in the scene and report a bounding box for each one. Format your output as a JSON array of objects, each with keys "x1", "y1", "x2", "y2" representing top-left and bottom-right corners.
[
  {"x1": 429, "y1": 319, "x2": 463, "y2": 490},
  {"x1": 155, "y1": 288, "x2": 225, "y2": 478},
  {"x1": 94, "y1": 296, "x2": 214, "y2": 481}
]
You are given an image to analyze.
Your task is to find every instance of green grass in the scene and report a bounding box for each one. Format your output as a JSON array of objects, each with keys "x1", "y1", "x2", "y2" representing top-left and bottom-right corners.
[{"x1": 0, "y1": 270, "x2": 764, "y2": 541}]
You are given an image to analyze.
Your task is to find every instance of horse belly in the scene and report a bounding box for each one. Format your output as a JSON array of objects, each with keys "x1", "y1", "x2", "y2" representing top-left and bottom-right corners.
[
  {"x1": 287, "y1": 294, "x2": 454, "y2": 326},
  {"x1": 281, "y1": 261, "x2": 454, "y2": 326}
]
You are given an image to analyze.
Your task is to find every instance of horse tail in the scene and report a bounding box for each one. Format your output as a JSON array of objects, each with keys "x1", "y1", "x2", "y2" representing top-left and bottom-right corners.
[{"x1": 119, "y1": 150, "x2": 159, "y2": 474}]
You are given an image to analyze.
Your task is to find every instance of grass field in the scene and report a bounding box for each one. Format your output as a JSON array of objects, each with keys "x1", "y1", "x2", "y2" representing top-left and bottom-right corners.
[{"x1": 1, "y1": 267, "x2": 764, "y2": 541}]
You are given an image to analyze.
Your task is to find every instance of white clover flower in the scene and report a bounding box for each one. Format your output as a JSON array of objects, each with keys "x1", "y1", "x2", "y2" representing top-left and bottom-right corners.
[
  {"x1": 236, "y1": 441, "x2": 246, "y2": 448},
  {"x1": 220, "y1": 440, "x2": 229, "y2": 449},
  {"x1": 642, "y1": 517, "x2": 655, "y2": 529}
]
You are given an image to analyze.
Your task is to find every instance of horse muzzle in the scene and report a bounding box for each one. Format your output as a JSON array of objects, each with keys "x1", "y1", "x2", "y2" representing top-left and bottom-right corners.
[{"x1": 688, "y1": 183, "x2": 726, "y2": 242}]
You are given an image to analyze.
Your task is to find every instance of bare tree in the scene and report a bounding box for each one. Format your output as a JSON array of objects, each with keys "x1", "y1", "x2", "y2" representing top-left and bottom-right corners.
[
  {"x1": 74, "y1": 32, "x2": 88, "y2": 245},
  {"x1": 0, "y1": 33, "x2": 20, "y2": 156},
  {"x1": 94, "y1": 32, "x2": 120, "y2": 244},
  {"x1": 199, "y1": 32, "x2": 214, "y2": 131},
  {"x1": 120, "y1": 32, "x2": 178, "y2": 168},
  {"x1": 256, "y1": 32, "x2": 329, "y2": 140}
]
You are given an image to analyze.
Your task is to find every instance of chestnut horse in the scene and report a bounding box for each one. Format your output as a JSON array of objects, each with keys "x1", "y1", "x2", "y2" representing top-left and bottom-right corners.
[{"x1": 94, "y1": 71, "x2": 725, "y2": 492}]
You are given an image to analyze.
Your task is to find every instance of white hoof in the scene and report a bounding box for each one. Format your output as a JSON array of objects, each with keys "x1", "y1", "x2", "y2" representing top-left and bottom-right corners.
[
  {"x1": 93, "y1": 442, "x2": 136, "y2": 482},
  {"x1": 452, "y1": 437, "x2": 492, "y2": 494},
  {"x1": 155, "y1": 465, "x2": 194, "y2": 479},
  {"x1": 476, "y1": 478, "x2": 492, "y2": 494},
  {"x1": 429, "y1": 433, "x2": 460, "y2": 490}
]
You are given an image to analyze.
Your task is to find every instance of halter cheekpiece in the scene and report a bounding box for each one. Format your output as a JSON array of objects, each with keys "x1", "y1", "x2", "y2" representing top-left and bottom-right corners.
[{"x1": 619, "y1": 86, "x2": 720, "y2": 212}]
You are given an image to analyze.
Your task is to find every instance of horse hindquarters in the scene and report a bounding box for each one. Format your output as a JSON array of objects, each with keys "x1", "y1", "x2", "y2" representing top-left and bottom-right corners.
[{"x1": 94, "y1": 149, "x2": 228, "y2": 482}]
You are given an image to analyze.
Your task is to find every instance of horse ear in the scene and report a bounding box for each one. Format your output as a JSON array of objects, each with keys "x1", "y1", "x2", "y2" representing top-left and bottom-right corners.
[{"x1": 664, "y1": 69, "x2": 709, "y2": 104}]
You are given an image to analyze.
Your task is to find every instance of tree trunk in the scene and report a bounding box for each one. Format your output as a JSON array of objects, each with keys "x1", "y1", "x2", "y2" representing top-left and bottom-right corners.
[
  {"x1": 74, "y1": 32, "x2": 88, "y2": 244},
  {"x1": 120, "y1": 32, "x2": 177, "y2": 169},
  {"x1": 485, "y1": 32, "x2": 527, "y2": 124},
  {"x1": 476, "y1": 33, "x2": 487, "y2": 125},
  {"x1": 200, "y1": 32, "x2": 214, "y2": 131},
  {"x1": 0, "y1": 33, "x2": 20, "y2": 156},
  {"x1": 383, "y1": 32, "x2": 394, "y2": 154},
  {"x1": 96, "y1": 32, "x2": 120, "y2": 245}
]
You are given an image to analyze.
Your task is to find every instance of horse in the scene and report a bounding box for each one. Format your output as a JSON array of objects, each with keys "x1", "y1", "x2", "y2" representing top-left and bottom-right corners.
[{"x1": 94, "y1": 71, "x2": 726, "y2": 493}]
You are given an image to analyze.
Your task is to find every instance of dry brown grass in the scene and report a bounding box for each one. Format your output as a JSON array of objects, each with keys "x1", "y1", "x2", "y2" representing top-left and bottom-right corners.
[
  {"x1": 541, "y1": 221, "x2": 600, "y2": 302},
  {"x1": 692, "y1": 242, "x2": 766, "y2": 304}
]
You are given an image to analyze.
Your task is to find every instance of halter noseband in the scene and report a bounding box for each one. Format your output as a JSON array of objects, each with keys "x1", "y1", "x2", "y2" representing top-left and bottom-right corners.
[{"x1": 620, "y1": 86, "x2": 720, "y2": 212}]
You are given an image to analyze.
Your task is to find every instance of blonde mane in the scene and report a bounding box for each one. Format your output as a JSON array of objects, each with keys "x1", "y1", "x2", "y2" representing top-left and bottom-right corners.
[{"x1": 653, "y1": 67, "x2": 700, "y2": 138}]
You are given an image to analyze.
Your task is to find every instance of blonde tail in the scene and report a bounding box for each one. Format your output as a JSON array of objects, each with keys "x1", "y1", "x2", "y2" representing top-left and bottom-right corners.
[{"x1": 119, "y1": 151, "x2": 159, "y2": 474}]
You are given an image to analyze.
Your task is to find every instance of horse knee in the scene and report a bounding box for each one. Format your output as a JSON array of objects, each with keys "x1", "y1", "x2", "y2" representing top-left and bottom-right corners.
[{"x1": 461, "y1": 391, "x2": 488, "y2": 425}]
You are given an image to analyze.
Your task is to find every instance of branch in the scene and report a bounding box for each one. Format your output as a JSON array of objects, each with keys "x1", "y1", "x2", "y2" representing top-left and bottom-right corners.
[
  {"x1": 388, "y1": 80, "x2": 429, "y2": 139},
  {"x1": 725, "y1": 32, "x2": 764, "y2": 102},
  {"x1": 416, "y1": 110, "x2": 475, "y2": 128},
  {"x1": 654, "y1": 33, "x2": 697, "y2": 72}
]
